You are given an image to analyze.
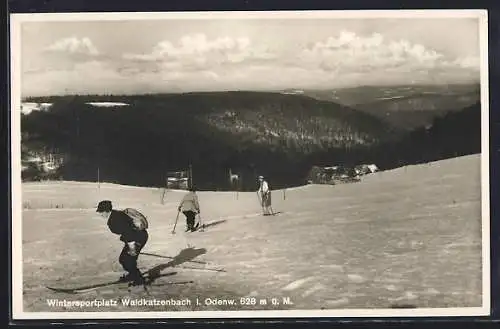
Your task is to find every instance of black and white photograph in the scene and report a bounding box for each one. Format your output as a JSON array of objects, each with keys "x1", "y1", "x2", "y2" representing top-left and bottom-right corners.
[{"x1": 10, "y1": 10, "x2": 490, "y2": 319}]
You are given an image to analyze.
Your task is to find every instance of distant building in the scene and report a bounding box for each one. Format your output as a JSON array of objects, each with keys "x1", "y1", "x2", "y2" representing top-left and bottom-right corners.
[
  {"x1": 354, "y1": 164, "x2": 379, "y2": 176},
  {"x1": 166, "y1": 170, "x2": 190, "y2": 190},
  {"x1": 21, "y1": 150, "x2": 65, "y2": 181},
  {"x1": 307, "y1": 165, "x2": 361, "y2": 185},
  {"x1": 21, "y1": 102, "x2": 53, "y2": 115}
]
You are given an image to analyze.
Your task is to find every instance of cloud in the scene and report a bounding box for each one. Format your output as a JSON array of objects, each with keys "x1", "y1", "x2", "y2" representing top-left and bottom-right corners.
[
  {"x1": 24, "y1": 37, "x2": 108, "y2": 75},
  {"x1": 447, "y1": 56, "x2": 481, "y2": 69},
  {"x1": 296, "y1": 30, "x2": 479, "y2": 75},
  {"x1": 45, "y1": 37, "x2": 100, "y2": 56},
  {"x1": 122, "y1": 33, "x2": 276, "y2": 72}
]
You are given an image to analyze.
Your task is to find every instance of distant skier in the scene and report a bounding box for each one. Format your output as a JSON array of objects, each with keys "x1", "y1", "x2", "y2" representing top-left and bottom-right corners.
[
  {"x1": 257, "y1": 175, "x2": 273, "y2": 216},
  {"x1": 178, "y1": 187, "x2": 201, "y2": 232},
  {"x1": 96, "y1": 200, "x2": 149, "y2": 286}
]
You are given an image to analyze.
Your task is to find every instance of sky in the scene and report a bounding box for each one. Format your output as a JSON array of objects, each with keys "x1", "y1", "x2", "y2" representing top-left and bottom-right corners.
[{"x1": 17, "y1": 13, "x2": 484, "y2": 97}]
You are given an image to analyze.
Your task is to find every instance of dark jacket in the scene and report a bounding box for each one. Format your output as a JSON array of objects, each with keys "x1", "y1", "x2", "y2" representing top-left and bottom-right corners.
[{"x1": 107, "y1": 210, "x2": 145, "y2": 243}]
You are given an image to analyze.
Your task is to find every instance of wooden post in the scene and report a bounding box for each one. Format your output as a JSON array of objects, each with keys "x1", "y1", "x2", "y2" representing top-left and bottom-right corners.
[
  {"x1": 97, "y1": 167, "x2": 100, "y2": 190},
  {"x1": 283, "y1": 189, "x2": 286, "y2": 200},
  {"x1": 189, "y1": 164, "x2": 193, "y2": 189},
  {"x1": 161, "y1": 175, "x2": 167, "y2": 204}
]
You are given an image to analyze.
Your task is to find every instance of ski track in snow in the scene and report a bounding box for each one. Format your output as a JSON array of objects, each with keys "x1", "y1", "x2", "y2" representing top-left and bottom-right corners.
[{"x1": 20, "y1": 154, "x2": 483, "y2": 312}]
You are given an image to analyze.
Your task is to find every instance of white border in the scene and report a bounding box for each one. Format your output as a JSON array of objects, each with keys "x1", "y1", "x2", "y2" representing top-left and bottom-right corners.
[
  {"x1": 9, "y1": 9, "x2": 488, "y2": 20},
  {"x1": 479, "y1": 9, "x2": 491, "y2": 314},
  {"x1": 10, "y1": 9, "x2": 490, "y2": 320}
]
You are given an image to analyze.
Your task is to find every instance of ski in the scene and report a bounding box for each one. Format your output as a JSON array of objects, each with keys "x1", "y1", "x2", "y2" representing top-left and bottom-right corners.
[
  {"x1": 192, "y1": 219, "x2": 227, "y2": 231},
  {"x1": 177, "y1": 218, "x2": 229, "y2": 233},
  {"x1": 46, "y1": 280, "x2": 125, "y2": 294},
  {"x1": 188, "y1": 224, "x2": 205, "y2": 233},
  {"x1": 184, "y1": 222, "x2": 202, "y2": 233},
  {"x1": 46, "y1": 272, "x2": 178, "y2": 294},
  {"x1": 263, "y1": 211, "x2": 283, "y2": 216},
  {"x1": 47, "y1": 279, "x2": 193, "y2": 294}
]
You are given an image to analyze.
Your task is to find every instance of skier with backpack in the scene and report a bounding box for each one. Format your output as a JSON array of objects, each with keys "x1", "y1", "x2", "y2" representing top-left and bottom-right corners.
[
  {"x1": 96, "y1": 200, "x2": 149, "y2": 286},
  {"x1": 178, "y1": 186, "x2": 201, "y2": 232}
]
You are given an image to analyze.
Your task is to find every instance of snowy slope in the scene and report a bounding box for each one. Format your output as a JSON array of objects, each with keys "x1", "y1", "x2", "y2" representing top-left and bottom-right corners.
[{"x1": 20, "y1": 154, "x2": 483, "y2": 312}]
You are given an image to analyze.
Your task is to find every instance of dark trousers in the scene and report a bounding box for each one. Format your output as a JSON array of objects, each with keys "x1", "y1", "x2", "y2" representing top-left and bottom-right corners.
[
  {"x1": 183, "y1": 210, "x2": 196, "y2": 230},
  {"x1": 119, "y1": 230, "x2": 148, "y2": 279}
]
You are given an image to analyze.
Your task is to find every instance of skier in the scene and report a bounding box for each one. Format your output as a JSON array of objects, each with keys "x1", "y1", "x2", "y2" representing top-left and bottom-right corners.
[
  {"x1": 178, "y1": 186, "x2": 201, "y2": 232},
  {"x1": 257, "y1": 175, "x2": 273, "y2": 215},
  {"x1": 96, "y1": 200, "x2": 148, "y2": 286}
]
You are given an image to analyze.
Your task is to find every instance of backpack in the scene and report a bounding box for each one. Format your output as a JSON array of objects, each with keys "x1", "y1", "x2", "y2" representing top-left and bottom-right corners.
[{"x1": 123, "y1": 208, "x2": 149, "y2": 230}]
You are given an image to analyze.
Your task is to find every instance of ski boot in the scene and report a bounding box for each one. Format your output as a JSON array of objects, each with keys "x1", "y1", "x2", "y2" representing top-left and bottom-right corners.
[
  {"x1": 118, "y1": 273, "x2": 134, "y2": 283},
  {"x1": 190, "y1": 222, "x2": 200, "y2": 232},
  {"x1": 129, "y1": 276, "x2": 146, "y2": 287}
]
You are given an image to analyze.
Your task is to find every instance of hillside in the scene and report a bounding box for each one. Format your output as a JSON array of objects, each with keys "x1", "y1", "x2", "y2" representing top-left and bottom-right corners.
[
  {"x1": 20, "y1": 154, "x2": 484, "y2": 313},
  {"x1": 379, "y1": 102, "x2": 481, "y2": 167},
  {"x1": 20, "y1": 92, "x2": 398, "y2": 189},
  {"x1": 299, "y1": 101, "x2": 481, "y2": 175}
]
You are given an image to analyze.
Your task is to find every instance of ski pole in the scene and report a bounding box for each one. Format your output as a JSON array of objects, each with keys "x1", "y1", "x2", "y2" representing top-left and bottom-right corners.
[
  {"x1": 267, "y1": 191, "x2": 275, "y2": 215},
  {"x1": 172, "y1": 210, "x2": 180, "y2": 234},
  {"x1": 140, "y1": 251, "x2": 208, "y2": 265},
  {"x1": 197, "y1": 213, "x2": 204, "y2": 231}
]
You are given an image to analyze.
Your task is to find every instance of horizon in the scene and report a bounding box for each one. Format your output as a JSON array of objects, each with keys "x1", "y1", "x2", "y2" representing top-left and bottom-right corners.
[
  {"x1": 21, "y1": 81, "x2": 481, "y2": 100},
  {"x1": 16, "y1": 13, "x2": 483, "y2": 98}
]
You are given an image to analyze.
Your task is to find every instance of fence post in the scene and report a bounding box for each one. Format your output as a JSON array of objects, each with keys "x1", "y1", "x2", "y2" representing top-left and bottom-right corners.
[
  {"x1": 189, "y1": 164, "x2": 193, "y2": 189},
  {"x1": 161, "y1": 176, "x2": 167, "y2": 204}
]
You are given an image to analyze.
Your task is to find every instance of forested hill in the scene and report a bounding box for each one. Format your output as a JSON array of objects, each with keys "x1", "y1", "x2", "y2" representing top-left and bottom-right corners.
[
  {"x1": 381, "y1": 101, "x2": 481, "y2": 167},
  {"x1": 21, "y1": 91, "x2": 399, "y2": 189},
  {"x1": 307, "y1": 101, "x2": 482, "y2": 171}
]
